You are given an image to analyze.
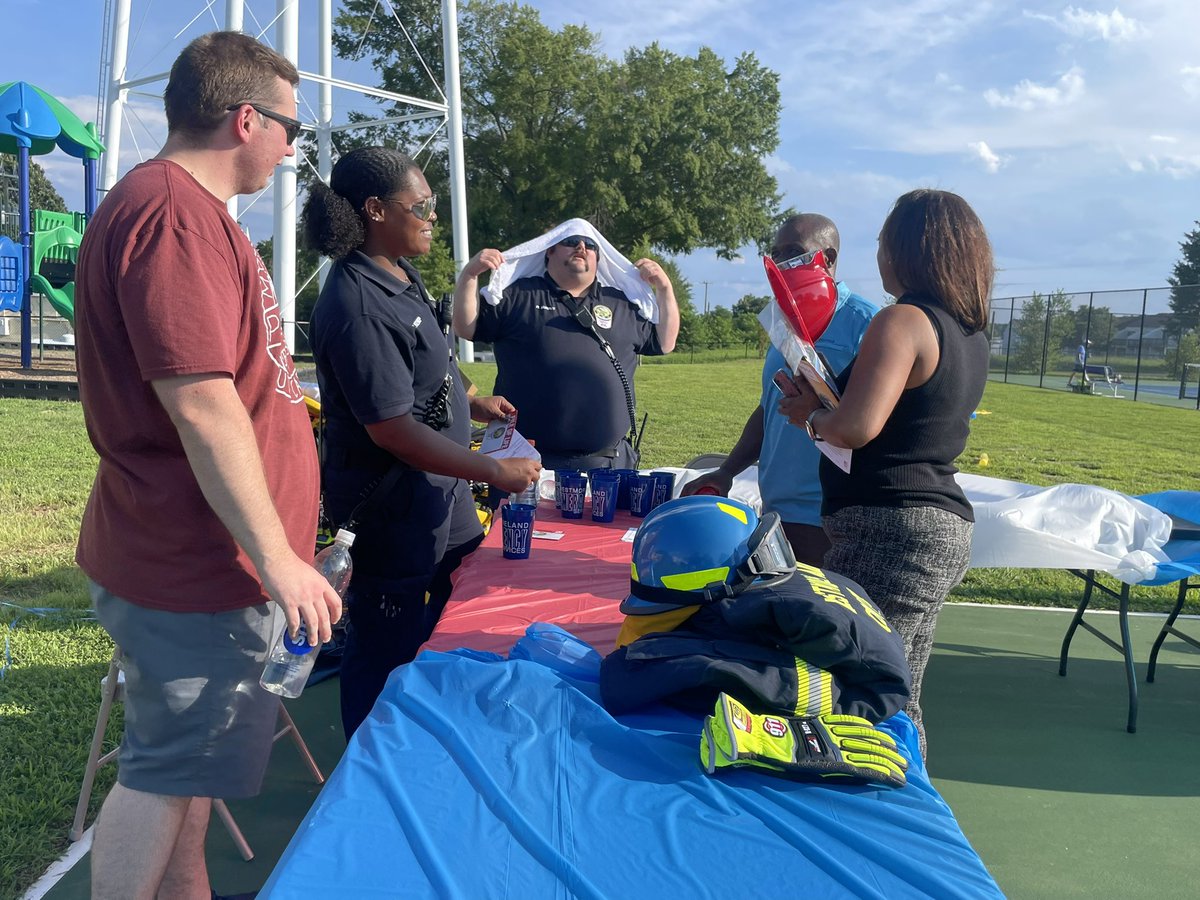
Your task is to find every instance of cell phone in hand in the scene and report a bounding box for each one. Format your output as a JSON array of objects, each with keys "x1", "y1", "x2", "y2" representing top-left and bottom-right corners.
[{"x1": 772, "y1": 368, "x2": 800, "y2": 398}]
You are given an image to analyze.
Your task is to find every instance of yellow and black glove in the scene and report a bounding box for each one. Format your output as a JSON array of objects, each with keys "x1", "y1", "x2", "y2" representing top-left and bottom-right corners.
[{"x1": 700, "y1": 692, "x2": 907, "y2": 789}]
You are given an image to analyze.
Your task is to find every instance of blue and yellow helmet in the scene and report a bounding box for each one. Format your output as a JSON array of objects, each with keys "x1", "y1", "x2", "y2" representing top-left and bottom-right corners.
[{"x1": 621, "y1": 495, "x2": 796, "y2": 616}]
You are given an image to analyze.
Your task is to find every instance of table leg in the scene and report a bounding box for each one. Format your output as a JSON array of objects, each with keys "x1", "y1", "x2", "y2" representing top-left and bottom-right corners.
[
  {"x1": 1061, "y1": 570, "x2": 1139, "y2": 733},
  {"x1": 1117, "y1": 583, "x2": 1137, "y2": 733},
  {"x1": 1059, "y1": 570, "x2": 1094, "y2": 676},
  {"x1": 1147, "y1": 578, "x2": 1200, "y2": 683}
]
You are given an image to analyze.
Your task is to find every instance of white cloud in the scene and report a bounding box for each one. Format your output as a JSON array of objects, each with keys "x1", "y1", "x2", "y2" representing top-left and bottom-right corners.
[
  {"x1": 1025, "y1": 6, "x2": 1147, "y2": 43},
  {"x1": 1128, "y1": 154, "x2": 1200, "y2": 179},
  {"x1": 969, "y1": 140, "x2": 1005, "y2": 173},
  {"x1": 934, "y1": 72, "x2": 965, "y2": 93},
  {"x1": 984, "y1": 66, "x2": 1086, "y2": 110},
  {"x1": 1183, "y1": 65, "x2": 1200, "y2": 98}
]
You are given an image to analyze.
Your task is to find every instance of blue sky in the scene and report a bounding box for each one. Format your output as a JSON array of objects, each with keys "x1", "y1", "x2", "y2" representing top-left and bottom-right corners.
[{"x1": 7, "y1": 1, "x2": 1200, "y2": 311}]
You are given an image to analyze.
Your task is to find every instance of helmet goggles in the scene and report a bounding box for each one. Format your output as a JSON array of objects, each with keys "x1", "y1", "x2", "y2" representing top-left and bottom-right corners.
[
  {"x1": 624, "y1": 511, "x2": 796, "y2": 614},
  {"x1": 742, "y1": 511, "x2": 797, "y2": 582}
]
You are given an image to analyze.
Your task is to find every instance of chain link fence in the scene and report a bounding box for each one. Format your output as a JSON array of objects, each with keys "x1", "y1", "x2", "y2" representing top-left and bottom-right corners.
[{"x1": 987, "y1": 285, "x2": 1200, "y2": 409}]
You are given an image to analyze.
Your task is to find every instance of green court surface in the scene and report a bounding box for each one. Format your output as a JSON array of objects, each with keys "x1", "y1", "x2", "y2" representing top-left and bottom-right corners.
[{"x1": 39, "y1": 604, "x2": 1200, "y2": 900}]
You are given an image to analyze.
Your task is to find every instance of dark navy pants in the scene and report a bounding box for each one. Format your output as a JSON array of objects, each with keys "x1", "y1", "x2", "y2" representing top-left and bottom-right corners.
[{"x1": 334, "y1": 474, "x2": 482, "y2": 739}]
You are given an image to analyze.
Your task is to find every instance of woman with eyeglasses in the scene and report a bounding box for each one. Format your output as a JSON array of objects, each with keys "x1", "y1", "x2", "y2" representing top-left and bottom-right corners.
[
  {"x1": 302, "y1": 146, "x2": 541, "y2": 738},
  {"x1": 777, "y1": 189, "x2": 992, "y2": 758}
]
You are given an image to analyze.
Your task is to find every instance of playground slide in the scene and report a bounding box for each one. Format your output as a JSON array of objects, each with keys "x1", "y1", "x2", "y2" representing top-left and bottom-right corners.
[{"x1": 27, "y1": 274, "x2": 74, "y2": 325}]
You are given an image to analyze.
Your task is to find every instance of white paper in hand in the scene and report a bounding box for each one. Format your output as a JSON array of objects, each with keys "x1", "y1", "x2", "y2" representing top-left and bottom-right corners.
[
  {"x1": 759, "y1": 305, "x2": 852, "y2": 474},
  {"x1": 480, "y1": 417, "x2": 541, "y2": 462}
]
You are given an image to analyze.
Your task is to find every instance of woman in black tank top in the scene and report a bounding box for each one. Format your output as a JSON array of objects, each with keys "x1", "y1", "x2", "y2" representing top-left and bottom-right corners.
[{"x1": 776, "y1": 190, "x2": 993, "y2": 759}]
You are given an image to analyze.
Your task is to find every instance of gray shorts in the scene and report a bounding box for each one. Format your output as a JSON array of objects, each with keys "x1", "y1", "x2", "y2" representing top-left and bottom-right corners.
[{"x1": 90, "y1": 581, "x2": 283, "y2": 799}]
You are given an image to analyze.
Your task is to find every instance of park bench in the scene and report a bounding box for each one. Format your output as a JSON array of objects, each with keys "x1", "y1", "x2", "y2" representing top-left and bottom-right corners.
[{"x1": 1071, "y1": 363, "x2": 1124, "y2": 398}]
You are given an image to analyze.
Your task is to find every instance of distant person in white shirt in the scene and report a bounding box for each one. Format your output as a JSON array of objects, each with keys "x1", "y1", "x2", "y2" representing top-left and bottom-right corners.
[{"x1": 1068, "y1": 339, "x2": 1091, "y2": 388}]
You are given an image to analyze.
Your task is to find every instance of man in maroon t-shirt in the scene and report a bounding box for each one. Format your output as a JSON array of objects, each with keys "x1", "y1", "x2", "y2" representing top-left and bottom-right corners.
[{"x1": 74, "y1": 32, "x2": 340, "y2": 900}]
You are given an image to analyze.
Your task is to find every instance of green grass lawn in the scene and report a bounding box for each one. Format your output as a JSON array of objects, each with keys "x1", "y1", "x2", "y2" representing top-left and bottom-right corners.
[{"x1": 3, "y1": 366, "x2": 1200, "y2": 897}]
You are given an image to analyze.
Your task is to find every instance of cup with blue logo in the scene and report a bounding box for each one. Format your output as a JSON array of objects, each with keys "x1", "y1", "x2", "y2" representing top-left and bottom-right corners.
[
  {"x1": 590, "y1": 472, "x2": 621, "y2": 523},
  {"x1": 553, "y1": 470, "x2": 579, "y2": 509},
  {"x1": 559, "y1": 472, "x2": 588, "y2": 519},
  {"x1": 611, "y1": 468, "x2": 638, "y2": 509},
  {"x1": 650, "y1": 471, "x2": 677, "y2": 509},
  {"x1": 502, "y1": 503, "x2": 536, "y2": 559},
  {"x1": 627, "y1": 473, "x2": 656, "y2": 518}
]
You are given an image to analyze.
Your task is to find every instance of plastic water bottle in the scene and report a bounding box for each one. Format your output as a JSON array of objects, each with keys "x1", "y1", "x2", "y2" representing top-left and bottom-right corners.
[
  {"x1": 260, "y1": 528, "x2": 355, "y2": 698},
  {"x1": 509, "y1": 481, "x2": 539, "y2": 507}
]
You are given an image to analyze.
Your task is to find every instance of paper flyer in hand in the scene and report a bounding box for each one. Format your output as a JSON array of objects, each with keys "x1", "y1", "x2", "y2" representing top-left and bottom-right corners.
[
  {"x1": 757, "y1": 303, "x2": 853, "y2": 474},
  {"x1": 480, "y1": 417, "x2": 541, "y2": 462},
  {"x1": 757, "y1": 303, "x2": 836, "y2": 393}
]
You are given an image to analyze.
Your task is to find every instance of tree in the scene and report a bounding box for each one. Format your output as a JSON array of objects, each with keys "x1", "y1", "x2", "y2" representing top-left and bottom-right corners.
[
  {"x1": 1168, "y1": 222, "x2": 1200, "y2": 331},
  {"x1": 1010, "y1": 290, "x2": 1073, "y2": 374},
  {"x1": 332, "y1": 0, "x2": 783, "y2": 258},
  {"x1": 730, "y1": 293, "x2": 769, "y2": 353},
  {"x1": 1167, "y1": 224, "x2": 1200, "y2": 365},
  {"x1": 0, "y1": 156, "x2": 68, "y2": 221},
  {"x1": 1175, "y1": 330, "x2": 1200, "y2": 381},
  {"x1": 1072, "y1": 303, "x2": 1115, "y2": 356},
  {"x1": 700, "y1": 306, "x2": 736, "y2": 349},
  {"x1": 731, "y1": 293, "x2": 770, "y2": 317},
  {"x1": 620, "y1": 242, "x2": 697, "y2": 351}
]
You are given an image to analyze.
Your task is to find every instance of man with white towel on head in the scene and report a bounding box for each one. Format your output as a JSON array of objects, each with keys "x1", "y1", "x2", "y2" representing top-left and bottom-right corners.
[{"x1": 453, "y1": 218, "x2": 679, "y2": 472}]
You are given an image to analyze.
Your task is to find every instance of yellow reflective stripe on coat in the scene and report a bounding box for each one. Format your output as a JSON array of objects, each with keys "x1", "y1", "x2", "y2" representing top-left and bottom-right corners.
[{"x1": 794, "y1": 661, "x2": 834, "y2": 716}]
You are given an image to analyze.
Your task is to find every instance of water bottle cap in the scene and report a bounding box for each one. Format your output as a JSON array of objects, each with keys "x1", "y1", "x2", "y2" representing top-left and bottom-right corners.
[{"x1": 334, "y1": 528, "x2": 356, "y2": 547}]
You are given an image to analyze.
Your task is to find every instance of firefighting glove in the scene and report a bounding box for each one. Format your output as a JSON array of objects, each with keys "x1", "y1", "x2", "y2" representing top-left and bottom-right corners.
[{"x1": 700, "y1": 692, "x2": 908, "y2": 789}]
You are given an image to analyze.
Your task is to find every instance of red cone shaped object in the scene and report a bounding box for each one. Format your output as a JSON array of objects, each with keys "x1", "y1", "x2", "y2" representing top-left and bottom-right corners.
[{"x1": 763, "y1": 251, "x2": 838, "y2": 342}]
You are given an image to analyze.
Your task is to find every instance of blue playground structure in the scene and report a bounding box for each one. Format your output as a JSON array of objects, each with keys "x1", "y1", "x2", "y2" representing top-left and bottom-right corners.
[{"x1": 0, "y1": 81, "x2": 103, "y2": 367}]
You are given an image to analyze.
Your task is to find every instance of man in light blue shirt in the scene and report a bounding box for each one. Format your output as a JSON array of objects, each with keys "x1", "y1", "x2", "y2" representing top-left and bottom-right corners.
[
  {"x1": 681, "y1": 214, "x2": 878, "y2": 565},
  {"x1": 1067, "y1": 339, "x2": 1091, "y2": 388}
]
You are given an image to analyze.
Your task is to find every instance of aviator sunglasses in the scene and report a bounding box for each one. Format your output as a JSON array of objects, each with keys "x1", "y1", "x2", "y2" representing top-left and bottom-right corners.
[
  {"x1": 557, "y1": 235, "x2": 599, "y2": 252},
  {"x1": 771, "y1": 247, "x2": 835, "y2": 270},
  {"x1": 226, "y1": 102, "x2": 303, "y2": 145}
]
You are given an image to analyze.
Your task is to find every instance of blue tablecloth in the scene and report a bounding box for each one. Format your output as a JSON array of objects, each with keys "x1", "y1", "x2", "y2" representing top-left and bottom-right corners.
[
  {"x1": 1137, "y1": 491, "x2": 1200, "y2": 585},
  {"x1": 262, "y1": 650, "x2": 1000, "y2": 899}
]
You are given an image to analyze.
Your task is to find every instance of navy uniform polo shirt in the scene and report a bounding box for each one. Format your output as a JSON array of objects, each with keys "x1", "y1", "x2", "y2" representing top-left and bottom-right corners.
[
  {"x1": 312, "y1": 252, "x2": 474, "y2": 572},
  {"x1": 474, "y1": 274, "x2": 663, "y2": 455}
]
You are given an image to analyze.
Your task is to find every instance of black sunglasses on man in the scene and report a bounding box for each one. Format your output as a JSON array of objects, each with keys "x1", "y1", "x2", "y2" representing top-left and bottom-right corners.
[
  {"x1": 558, "y1": 235, "x2": 599, "y2": 252},
  {"x1": 226, "y1": 102, "x2": 303, "y2": 145}
]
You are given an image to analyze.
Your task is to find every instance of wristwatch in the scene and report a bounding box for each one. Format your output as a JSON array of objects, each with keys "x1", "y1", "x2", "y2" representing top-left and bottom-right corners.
[{"x1": 804, "y1": 408, "x2": 824, "y2": 443}]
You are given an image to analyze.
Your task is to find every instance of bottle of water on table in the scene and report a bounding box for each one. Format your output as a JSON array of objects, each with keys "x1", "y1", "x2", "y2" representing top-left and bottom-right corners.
[{"x1": 260, "y1": 528, "x2": 355, "y2": 698}]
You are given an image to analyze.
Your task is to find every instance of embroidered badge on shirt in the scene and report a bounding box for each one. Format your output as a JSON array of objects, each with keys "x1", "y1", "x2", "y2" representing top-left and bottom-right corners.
[
  {"x1": 594, "y1": 304, "x2": 614, "y2": 330},
  {"x1": 413, "y1": 315, "x2": 422, "y2": 328}
]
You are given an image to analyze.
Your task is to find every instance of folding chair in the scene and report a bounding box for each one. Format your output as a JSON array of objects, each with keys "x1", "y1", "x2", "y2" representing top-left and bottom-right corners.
[
  {"x1": 70, "y1": 645, "x2": 326, "y2": 861},
  {"x1": 685, "y1": 452, "x2": 729, "y2": 469}
]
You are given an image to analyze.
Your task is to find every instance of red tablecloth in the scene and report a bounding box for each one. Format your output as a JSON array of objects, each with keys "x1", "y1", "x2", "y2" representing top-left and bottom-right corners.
[{"x1": 422, "y1": 498, "x2": 636, "y2": 655}]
